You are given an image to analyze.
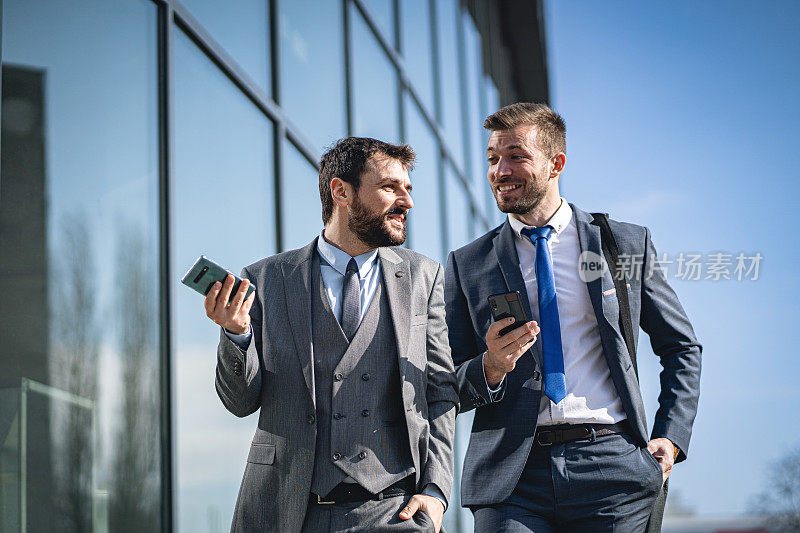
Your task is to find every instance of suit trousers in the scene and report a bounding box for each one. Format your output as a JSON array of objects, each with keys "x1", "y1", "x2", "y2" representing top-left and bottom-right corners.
[
  {"x1": 301, "y1": 493, "x2": 436, "y2": 533},
  {"x1": 471, "y1": 432, "x2": 663, "y2": 532}
]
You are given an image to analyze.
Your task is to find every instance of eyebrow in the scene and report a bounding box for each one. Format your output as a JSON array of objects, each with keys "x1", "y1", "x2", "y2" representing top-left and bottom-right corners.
[
  {"x1": 487, "y1": 143, "x2": 526, "y2": 154},
  {"x1": 377, "y1": 176, "x2": 412, "y2": 191}
]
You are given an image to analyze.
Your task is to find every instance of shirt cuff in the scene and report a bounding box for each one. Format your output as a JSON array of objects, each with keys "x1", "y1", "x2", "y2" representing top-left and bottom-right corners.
[
  {"x1": 422, "y1": 483, "x2": 447, "y2": 511},
  {"x1": 482, "y1": 352, "x2": 505, "y2": 397},
  {"x1": 224, "y1": 326, "x2": 252, "y2": 351}
]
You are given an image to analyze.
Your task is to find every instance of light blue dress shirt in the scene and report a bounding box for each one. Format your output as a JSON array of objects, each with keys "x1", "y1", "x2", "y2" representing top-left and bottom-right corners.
[{"x1": 224, "y1": 230, "x2": 447, "y2": 508}]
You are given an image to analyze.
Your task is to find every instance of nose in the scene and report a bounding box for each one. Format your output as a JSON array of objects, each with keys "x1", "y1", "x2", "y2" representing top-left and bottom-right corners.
[
  {"x1": 494, "y1": 157, "x2": 512, "y2": 180},
  {"x1": 397, "y1": 188, "x2": 413, "y2": 210}
]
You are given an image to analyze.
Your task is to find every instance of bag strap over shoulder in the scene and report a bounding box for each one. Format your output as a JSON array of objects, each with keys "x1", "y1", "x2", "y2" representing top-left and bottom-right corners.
[{"x1": 590, "y1": 212, "x2": 639, "y2": 378}]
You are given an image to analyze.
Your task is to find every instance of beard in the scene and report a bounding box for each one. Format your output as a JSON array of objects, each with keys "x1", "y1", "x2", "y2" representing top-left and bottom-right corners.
[
  {"x1": 348, "y1": 195, "x2": 407, "y2": 248},
  {"x1": 493, "y1": 175, "x2": 548, "y2": 215}
]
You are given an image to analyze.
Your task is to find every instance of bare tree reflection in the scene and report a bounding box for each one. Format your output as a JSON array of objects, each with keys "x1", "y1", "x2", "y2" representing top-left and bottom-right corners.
[
  {"x1": 109, "y1": 220, "x2": 160, "y2": 532},
  {"x1": 49, "y1": 212, "x2": 99, "y2": 532}
]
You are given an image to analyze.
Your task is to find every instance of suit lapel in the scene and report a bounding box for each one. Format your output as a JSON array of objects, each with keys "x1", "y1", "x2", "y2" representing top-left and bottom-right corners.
[
  {"x1": 281, "y1": 239, "x2": 318, "y2": 407},
  {"x1": 571, "y1": 204, "x2": 625, "y2": 342},
  {"x1": 493, "y1": 221, "x2": 542, "y2": 368},
  {"x1": 378, "y1": 247, "x2": 410, "y2": 366}
]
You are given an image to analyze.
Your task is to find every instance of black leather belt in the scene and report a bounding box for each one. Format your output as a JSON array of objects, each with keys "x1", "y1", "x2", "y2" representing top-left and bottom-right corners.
[
  {"x1": 311, "y1": 476, "x2": 415, "y2": 505},
  {"x1": 534, "y1": 421, "x2": 629, "y2": 446}
]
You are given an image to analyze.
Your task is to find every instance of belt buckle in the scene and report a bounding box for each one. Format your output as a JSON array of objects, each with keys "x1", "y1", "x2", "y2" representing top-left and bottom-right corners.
[{"x1": 314, "y1": 493, "x2": 336, "y2": 505}]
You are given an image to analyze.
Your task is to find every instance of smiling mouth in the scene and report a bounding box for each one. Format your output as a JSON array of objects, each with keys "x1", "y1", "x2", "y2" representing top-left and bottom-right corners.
[{"x1": 497, "y1": 184, "x2": 521, "y2": 193}]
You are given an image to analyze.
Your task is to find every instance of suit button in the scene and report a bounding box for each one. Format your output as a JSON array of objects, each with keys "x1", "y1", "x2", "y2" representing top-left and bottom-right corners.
[
  {"x1": 358, "y1": 451, "x2": 367, "y2": 460},
  {"x1": 334, "y1": 372, "x2": 344, "y2": 381},
  {"x1": 533, "y1": 371, "x2": 541, "y2": 381},
  {"x1": 361, "y1": 373, "x2": 370, "y2": 381},
  {"x1": 333, "y1": 413, "x2": 344, "y2": 420},
  {"x1": 361, "y1": 409, "x2": 370, "y2": 417},
  {"x1": 307, "y1": 414, "x2": 315, "y2": 424},
  {"x1": 332, "y1": 453, "x2": 341, "y2": 461}
]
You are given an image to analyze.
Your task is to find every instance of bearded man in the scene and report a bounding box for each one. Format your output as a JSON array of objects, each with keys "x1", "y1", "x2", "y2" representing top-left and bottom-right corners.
[
  {"x1": 444, "y1": 103, "x2": 701, "y2": 531},
  {"x1": 204, "y1": 137, "x2": 458, "y2": 532}
]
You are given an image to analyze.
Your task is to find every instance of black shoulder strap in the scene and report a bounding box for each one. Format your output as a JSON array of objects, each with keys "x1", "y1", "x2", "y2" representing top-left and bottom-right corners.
[{"x1": 591, "y1": 212, "x2": 639, "y2": 378}]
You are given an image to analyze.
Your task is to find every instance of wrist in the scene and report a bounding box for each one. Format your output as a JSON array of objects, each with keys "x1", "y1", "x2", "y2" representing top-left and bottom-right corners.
[
  {"x1": 483, "y1": 354, "x2": 505, "y2": 389},
  {"x1": 225, "y1": 324, "x2": 249, "y2": 335}
]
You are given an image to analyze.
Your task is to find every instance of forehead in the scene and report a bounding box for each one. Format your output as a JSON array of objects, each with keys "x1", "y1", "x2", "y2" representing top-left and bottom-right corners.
[
  {"x1": 487, "y1": 124, "x2": 539, "y2": 152},
  {"x1": 362, "y1": 153, "x2": 410, "y2": 184}
]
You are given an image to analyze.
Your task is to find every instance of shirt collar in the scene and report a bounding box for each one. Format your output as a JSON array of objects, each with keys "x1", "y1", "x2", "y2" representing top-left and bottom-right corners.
[
  {"x1": 508, "y1": 198, "x2": 573, "y2": 241},
  {"x1": 317, "y1": 229, "x2": 380, "y2": 278}
]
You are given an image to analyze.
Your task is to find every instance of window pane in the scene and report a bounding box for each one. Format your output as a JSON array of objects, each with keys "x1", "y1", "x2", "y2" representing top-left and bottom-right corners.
[
  {"x1": 280, "y1": 0, "x2": 345, "y2": 154},
  {"x1": 435, "y1": 0, "x2": 464, "y2": 164},
  {"x1": 483, "y1": 77, "x2": 503, "y2": 226},
  {"x1": 1, "y1": 0, "x2": 161, "y2": 531},
  {"x1": 401, "y1": 0, "x2": 434, "y2": 114},
  {"x1": 445, "y1": 164, "x2": 471, "y2": 251},
  {"x1": 181, "y1": 0, "x2": 271, "y2": 94},
  {"x1": 404, "y1": 96, "x2": 443, "y2": 262},
  {"x1": 172, "y1": 28, "x2": 275, "y2": 533},
  {"x1": 281, "y1": 140, "x2": 322, "y2": 251},
  {"x1": 362, "y1": 0, "x2": 395, "y2": 46},
  {"x1": 351, "y1": 6, "x2": 400, "y2": 143},
  {"x1": 462, "y1": 13, "x2": 484, "y2": 192}
]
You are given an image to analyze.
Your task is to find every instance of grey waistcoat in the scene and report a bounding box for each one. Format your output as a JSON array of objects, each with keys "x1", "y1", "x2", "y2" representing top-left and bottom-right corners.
[{"x1": 310, "y1": 263, "x2": 414, "y2": 497}]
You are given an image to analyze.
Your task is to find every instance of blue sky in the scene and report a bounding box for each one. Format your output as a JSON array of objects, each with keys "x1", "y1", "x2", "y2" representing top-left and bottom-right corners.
[{"x1": 545, "y1": 0, "x2": 800, "y2": 515}]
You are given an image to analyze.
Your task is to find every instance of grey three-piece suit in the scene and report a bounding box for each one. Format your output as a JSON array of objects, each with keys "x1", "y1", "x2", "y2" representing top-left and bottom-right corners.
[{"x1": 215, "y1": 238, "x2": 458, "y2": 532}]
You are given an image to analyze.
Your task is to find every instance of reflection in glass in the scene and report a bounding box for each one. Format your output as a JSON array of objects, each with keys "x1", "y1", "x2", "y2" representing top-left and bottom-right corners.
[
  {"x1": 281, "y1": 140, "x2": 322, "y2": 251},
  {"x1": 280, "y1": 0, "x2": 345, "y2": 154},
  {"x1": 0, "y1": 0, "x2": 161, "y2": 530},
  {"x1": 180, "y1": 0, "x2": 271, "y2": 94},
  {"x1": 172, "y1": 28, "x2": 275, "y2": 533},
  {"x1": 401, "y1": 0, "x2": 435, "y2": 114},
  {"x1": 351, "y1": 6, "x2": 401, "y2": 143},
  {"x1": 404, "y1": 96, "x2": 444, "y2": 263},
  {"x1": 435, "y1": 0, "x2": 464, "y2": 164}
]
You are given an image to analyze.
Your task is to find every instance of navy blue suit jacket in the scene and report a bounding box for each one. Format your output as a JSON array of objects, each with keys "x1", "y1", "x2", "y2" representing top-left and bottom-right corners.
[{"x1": 444, "y1": 203, "x2": 701, "y2": 507}]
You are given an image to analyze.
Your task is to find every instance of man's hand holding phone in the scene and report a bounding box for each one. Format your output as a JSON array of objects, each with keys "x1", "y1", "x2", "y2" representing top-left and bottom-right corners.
[
  {"x1": 484, "y1": 318, "x2": 540, "y2": 389},
  {"x1": 204, "y1": 274, "x2": 255, "y2": 335}
]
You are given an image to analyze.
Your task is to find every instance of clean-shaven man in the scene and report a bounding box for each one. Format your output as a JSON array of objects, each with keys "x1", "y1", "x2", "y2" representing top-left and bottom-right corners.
[
  {"x1": 205, "y1": 137, "x2": 458, "y2": 532},
  {"x1": 445, "y1": 103, "x2": 701, "y2": 531}
]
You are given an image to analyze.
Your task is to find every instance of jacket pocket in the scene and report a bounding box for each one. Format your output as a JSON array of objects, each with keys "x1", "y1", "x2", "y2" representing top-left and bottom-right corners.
[{"x1": 247, "y1": 443, "x2": 276, "y2": 465}]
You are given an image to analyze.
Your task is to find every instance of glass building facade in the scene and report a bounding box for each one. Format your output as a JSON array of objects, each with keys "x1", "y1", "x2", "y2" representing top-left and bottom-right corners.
[{"x1": 0, "y1": 0, "x2": 547, "y2": 531}]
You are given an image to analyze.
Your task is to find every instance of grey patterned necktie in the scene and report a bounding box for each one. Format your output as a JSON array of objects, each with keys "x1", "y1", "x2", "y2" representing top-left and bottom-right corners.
[{"x1": 341, "y1": 258, "x2": 361, "y2": 341}]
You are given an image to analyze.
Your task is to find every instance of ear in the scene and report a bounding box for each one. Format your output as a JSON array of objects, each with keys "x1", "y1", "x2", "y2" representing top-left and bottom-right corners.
[
  {"x1": 331, "y1": 177, "x2": 353, "y2": 209},
  {"x1": 550, "y1": 153, "x2": 566, "y2": 178}
]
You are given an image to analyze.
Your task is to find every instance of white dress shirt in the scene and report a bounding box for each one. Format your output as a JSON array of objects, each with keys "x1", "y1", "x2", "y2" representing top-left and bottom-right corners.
[{"x1": 508, "y1": 198, "x2": 626, "y2": 426}]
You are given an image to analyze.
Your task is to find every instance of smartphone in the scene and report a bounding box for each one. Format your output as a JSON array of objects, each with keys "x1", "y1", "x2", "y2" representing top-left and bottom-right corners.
[
  {"x1": 181, "y1": 255, "x2": 255, "y2": 302},
  {"x1": 488, "y1": 291, "x2": 529, "y2": 337}
]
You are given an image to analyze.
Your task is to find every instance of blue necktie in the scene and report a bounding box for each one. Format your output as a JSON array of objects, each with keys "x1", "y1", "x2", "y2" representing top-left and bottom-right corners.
[{"x1": 521, "y1": 226, "x2": 566, "y2": 404}]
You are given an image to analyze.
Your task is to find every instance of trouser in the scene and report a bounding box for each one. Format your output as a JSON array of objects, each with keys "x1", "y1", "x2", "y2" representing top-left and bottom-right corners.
[
  {"x1": 471, "y1": 432, "x2": 663, "y2": 532},
  {"x1": 301, "y1": 493, "x2": 436, "y2": 533}
]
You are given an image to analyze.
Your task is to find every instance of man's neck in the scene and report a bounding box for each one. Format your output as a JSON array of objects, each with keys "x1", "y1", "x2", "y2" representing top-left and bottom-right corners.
[
  {"x1": 322, "y1": 223, "x2": 374, "y2": 258},
  {"x1": 510, "y1": 196, "x2": 562, "y2": 228}
]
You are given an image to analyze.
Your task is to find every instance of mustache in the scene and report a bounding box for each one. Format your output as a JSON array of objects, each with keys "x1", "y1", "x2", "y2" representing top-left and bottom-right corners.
[{"x1": 384, "y1": 207, "x2": 408, "y2": 218}]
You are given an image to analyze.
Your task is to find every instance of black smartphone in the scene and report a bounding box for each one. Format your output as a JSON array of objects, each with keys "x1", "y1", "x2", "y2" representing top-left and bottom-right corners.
[
  {"x1": 488, "y1": 291, "x2": 529, "y2": 336},
  {"x1": 181, "y1": 255, "x2": 256, "y2": 302}
]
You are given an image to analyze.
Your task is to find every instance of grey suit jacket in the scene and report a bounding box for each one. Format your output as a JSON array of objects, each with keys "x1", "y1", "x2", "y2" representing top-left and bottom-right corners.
[
  {"x1": 444, "y1": 203, "x2": 702, "y2": 506},
  {"x1": 215, "y1": 238, "x2": 459, "y2": 532}
]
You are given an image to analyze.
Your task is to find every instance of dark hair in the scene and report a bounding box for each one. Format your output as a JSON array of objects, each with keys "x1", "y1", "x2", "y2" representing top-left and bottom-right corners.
[
  {"x1": 484, "y1": 102, "x2": 566, "y2": 158},
  {"x1": 319, "y1": 137, "x2": 416, "y2": 224}
]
